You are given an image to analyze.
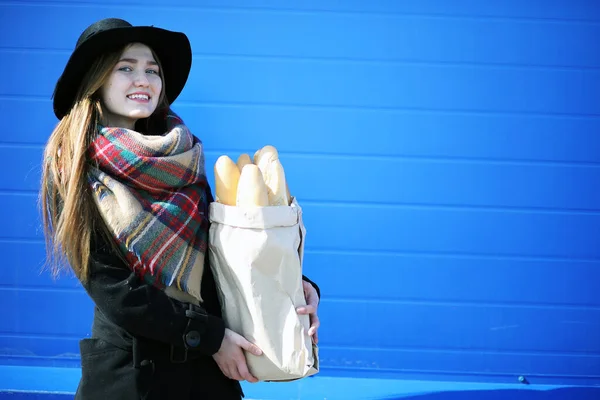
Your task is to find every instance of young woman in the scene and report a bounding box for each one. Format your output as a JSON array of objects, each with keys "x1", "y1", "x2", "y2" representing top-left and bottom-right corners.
[{"x1": 41, "y1": 18, "x2": 320, "y2": 399}]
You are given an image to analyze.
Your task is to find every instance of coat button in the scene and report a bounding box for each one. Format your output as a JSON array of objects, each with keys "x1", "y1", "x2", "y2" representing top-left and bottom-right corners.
[
  {"x1": 140, "y1": 359, "x2": 152, "y2": 367},
  {"x1": 185, "y1": 330, "x2": 201, "y2": 347}
]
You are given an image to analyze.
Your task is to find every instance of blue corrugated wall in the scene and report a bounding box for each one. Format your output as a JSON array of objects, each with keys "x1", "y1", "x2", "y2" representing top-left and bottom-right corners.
[{"x1": 1, "y1": 0, "x2": 599, "y2": 388}]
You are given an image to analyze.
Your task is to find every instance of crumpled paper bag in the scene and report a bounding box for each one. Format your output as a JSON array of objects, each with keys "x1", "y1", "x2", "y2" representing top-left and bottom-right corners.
[{"x1": 208, "y1": 197, "x2": 319, "y2": 381}]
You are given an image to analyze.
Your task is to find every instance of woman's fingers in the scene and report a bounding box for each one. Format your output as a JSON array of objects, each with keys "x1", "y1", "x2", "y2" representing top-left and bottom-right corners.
[
  {"x1": 213, "y1": 328, "x2": 262, "y2": 382},
  {"x1": 302, "y1": 281, "x2": 319, "y2": 307},
  {"x1": 223, "y1": 364, "x2": 235, "y2": 380},
  {"x1": 236, "y1": 334, "x2": 262, "y2": 356},
  {"x1": 296, "y1": 304, "x2": 317, "y2": 315},
  {"x1": 298, "y1": 281, "x2": 319, "y2": 315},
  {"x1": 308, "y1": 313, "x2": 320, "y2": 336},
  {"x1": 229, "y1": 330, "x2": 261, "y2": 382},
  {"x1": 236, "y1": 357, "x2": 259, "y2": 383},
  {"x1": 297, "y1": 282, "x2": 321, "y2": 344}
]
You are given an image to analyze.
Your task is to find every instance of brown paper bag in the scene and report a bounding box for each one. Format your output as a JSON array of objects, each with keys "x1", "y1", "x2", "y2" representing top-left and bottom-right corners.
[{"x1": 208, "y1": 197, "x2": 319, "y2": 381}]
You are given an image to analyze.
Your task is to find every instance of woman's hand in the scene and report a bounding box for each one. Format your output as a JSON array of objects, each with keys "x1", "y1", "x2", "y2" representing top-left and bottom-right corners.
[
  {"x1": 297, "y1": 280, "x2": 321, "y2": 344},
  {"x1": 212, "y1": 328, "x2": 262, "y2": 383}
]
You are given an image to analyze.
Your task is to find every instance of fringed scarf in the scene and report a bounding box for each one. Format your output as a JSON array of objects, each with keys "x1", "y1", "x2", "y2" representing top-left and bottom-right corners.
[{"x1": 87, "y1": 111, "x2": 209, "y2": 302}]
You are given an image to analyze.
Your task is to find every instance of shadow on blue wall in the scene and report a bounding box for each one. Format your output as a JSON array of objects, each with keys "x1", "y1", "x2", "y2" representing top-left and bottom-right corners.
[{"x1": 380, "y1": 387, "x2": 600, "y2": 400}]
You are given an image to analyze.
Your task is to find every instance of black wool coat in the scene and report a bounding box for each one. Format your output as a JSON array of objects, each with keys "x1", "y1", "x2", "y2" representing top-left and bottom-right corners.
[{"x1": 74, "y1": 189, "x2": 320, "y2": 400}]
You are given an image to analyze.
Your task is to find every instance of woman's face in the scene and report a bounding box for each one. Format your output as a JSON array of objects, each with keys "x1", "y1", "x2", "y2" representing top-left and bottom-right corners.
[{"x1": 100, "y1": 43, "x2": 162, "y2": 129}]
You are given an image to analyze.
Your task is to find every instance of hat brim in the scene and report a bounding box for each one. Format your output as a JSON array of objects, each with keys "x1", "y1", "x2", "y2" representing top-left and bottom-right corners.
[{"x1": 53, "y1": 26, "x2": 192, "y2": 120}]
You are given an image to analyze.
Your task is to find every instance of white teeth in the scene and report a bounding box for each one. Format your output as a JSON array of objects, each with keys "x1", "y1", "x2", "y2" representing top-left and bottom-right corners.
[{"x1": 127, "y1": 94, "x2": 149, "y2": 100}]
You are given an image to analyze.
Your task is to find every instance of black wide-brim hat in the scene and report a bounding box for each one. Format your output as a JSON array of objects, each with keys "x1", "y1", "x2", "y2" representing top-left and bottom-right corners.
[{"x1": 52, "y1": 18, "x2": 192, "y2": 120}]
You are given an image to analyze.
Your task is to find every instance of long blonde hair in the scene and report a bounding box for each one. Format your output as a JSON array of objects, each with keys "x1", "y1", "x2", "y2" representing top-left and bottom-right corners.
[{"x1": 41, "y1": 43, "x2": 170, "y2": 283}]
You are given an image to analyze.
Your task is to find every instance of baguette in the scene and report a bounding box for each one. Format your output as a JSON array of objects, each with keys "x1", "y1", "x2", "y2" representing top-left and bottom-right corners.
[
  {"x1": 253, "y1": 148, "x2": 262, "y2": 164},
  {"x1": 236, "y1": 153, "x2": 253, "y2": 171},
  {"x1": 264, "y1": 159, "x2": 289, "y2": 206},
  {"x1": 236, "y1": 164, "x2": 269, "y2": 207},
  {"x1": 214, "y1": 155, "x2": 240, "y2": 206},
  {"x1": 255, "y1": 145, "x2": 279, "y2": 184},
  {"x1": 256, "y1": 145, "x2": 278, "y2": 168}
]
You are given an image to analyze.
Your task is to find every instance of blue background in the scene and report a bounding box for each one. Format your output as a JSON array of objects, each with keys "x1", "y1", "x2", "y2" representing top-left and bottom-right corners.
[{"x1": 0, "y1": 0, "x2": 599, "y2": 395}]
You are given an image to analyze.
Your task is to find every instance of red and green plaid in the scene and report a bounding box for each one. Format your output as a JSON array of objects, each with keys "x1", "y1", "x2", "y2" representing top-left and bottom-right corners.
[{"x1": 87, "y1": 112, "x2": 209, "y2": 298}]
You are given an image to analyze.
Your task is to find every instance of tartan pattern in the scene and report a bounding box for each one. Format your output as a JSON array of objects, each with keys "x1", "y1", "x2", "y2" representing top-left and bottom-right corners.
[{"x1": 87, "y1": 112, "x2": 209, "y2": 296}]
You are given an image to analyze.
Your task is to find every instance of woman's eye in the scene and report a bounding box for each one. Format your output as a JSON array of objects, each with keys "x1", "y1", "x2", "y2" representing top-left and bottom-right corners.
[
  {"x1": 118, "y1": 66, "x2": 133, "y2": 72},
  {"x1": 146, "y1": 69, "x2": 159, "y2": 75}
]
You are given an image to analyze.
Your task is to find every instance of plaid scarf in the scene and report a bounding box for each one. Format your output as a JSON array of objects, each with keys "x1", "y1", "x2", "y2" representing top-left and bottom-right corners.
[{"x1": 87, "y1": 112, "x2": 209, "y2": 302}]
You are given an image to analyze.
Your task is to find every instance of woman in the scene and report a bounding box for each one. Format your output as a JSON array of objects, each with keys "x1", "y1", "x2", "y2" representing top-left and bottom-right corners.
[{"x1": 41, "y1": 18, "x2": 320, "y2": 399}]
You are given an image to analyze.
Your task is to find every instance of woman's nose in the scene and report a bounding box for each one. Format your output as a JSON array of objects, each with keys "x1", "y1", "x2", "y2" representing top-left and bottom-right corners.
[{"x1": 134, "y1": 72, "x2": 150, "y2": 87}]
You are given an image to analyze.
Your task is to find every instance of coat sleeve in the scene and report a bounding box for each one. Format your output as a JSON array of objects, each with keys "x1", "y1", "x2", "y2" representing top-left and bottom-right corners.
[{"x1": 84, "y1": 248, "x2": 225, "y2": 356}]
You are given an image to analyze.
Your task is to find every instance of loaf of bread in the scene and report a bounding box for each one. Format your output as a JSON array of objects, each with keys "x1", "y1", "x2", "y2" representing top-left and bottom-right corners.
[
  {"x1": 256, "y1": 145, "x2": 278, "y2": 170},
  {"x1": 236, "y1": 164, "x2": 269, "y2": 207},
  {"x1": 215, "y1": 145, "x2": 293, "y2": 207},
  {"x1": 254, "y1": 145, "x2": 293, "y2": 206},
  {"x1": 263, "y1": 159, "x2": 290, "y2": 206},
  {"x1": 253, "y1": 148, "x2": 262, "y2": 164},
  {"x1": 255, "y1": 145, "x2": 277, "y2": 185},
  {"x1": 214, "y1": 155, "x2": 240, "y2": 206},
  {"x1": 236, "y1": 153, "x2": 252, "y2": 171}
]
